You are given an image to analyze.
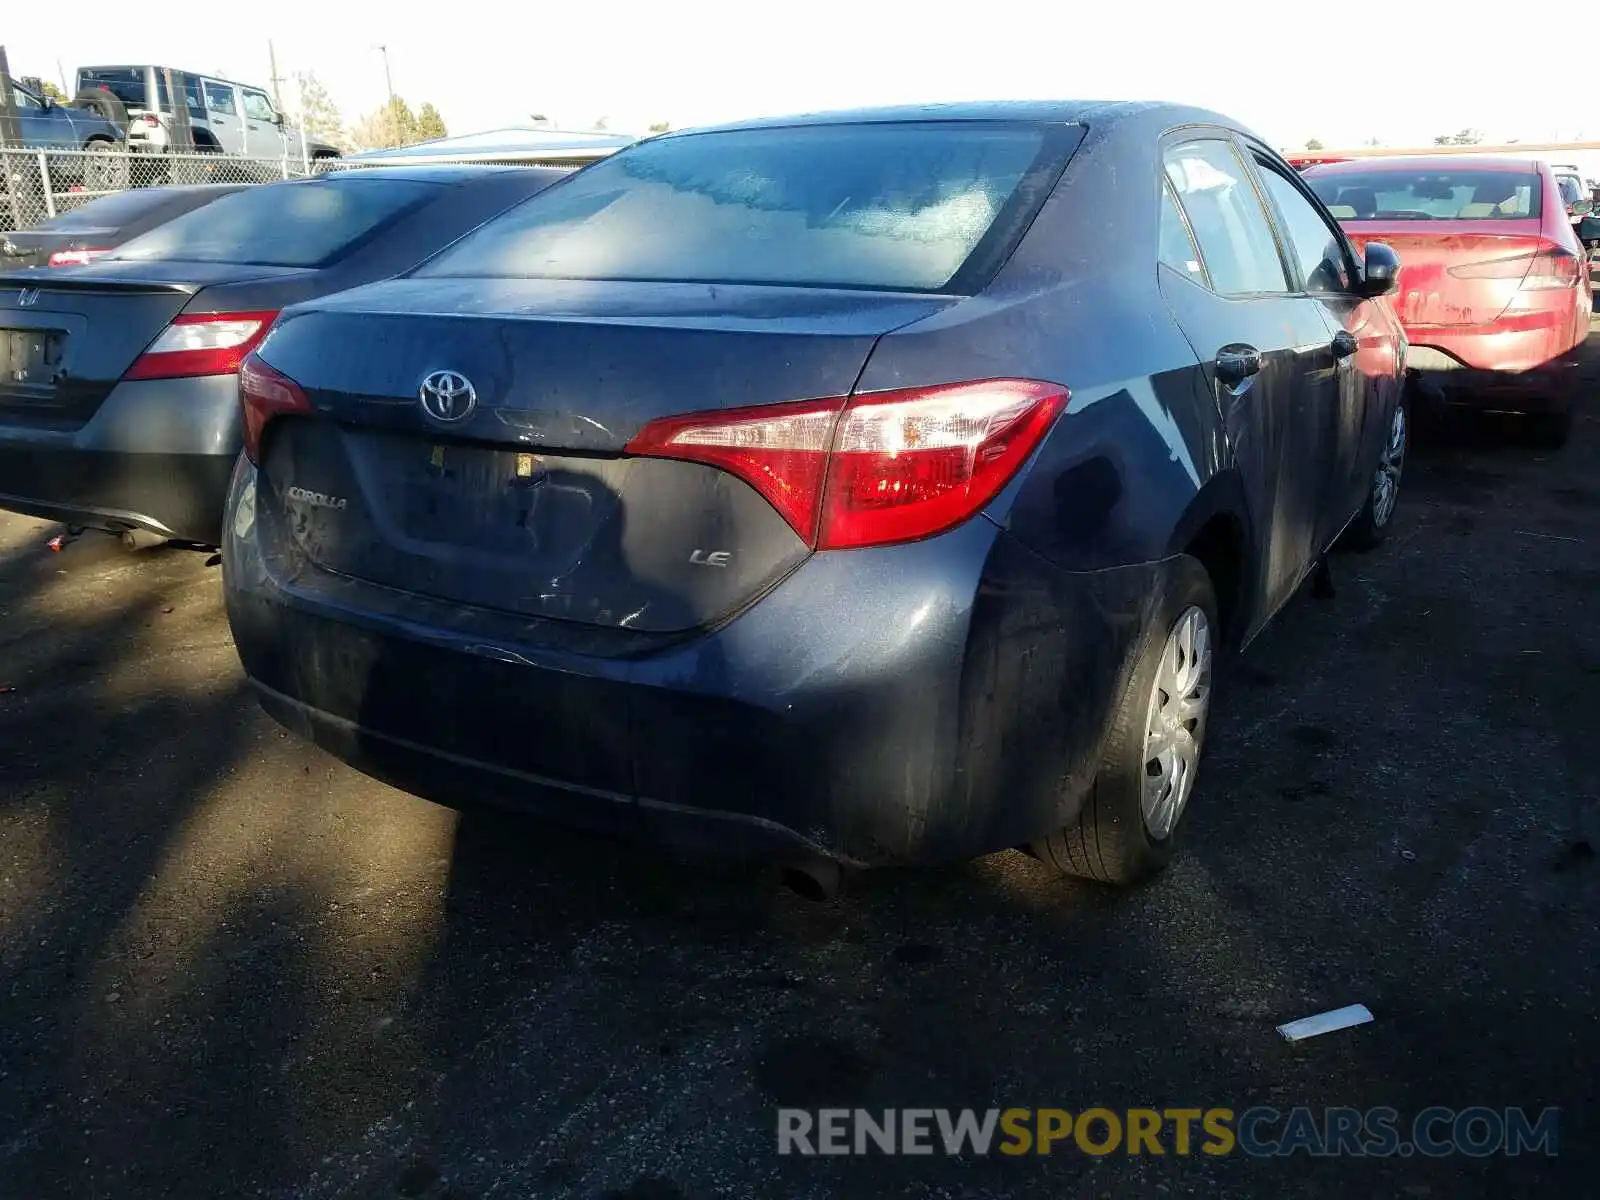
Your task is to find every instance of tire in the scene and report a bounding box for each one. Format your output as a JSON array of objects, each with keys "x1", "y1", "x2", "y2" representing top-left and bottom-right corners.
[
  {"x1": 82, "y1": 139, "x2": 127, "y2": 191},
  {"x1": 71, "y1": 88, "x2": 128, "y2": 129},
  {"x1": 1342, "y1": 392, "x2": 1408, "y2": 551},
  {"x1": 1030, "y1": 555, "x2": 1218, "y2": 885},
  {"x1": 1526, "y1": 407, "x2": 1573, "y2": 451}
]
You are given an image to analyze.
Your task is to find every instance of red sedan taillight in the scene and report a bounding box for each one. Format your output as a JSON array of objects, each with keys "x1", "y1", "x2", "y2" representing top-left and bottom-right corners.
[
  {"x1": 1448, "y1": 243, "x2": 1582, "y2": 290},
  {"x1": 626, "y1": 379, "x2": 1068, "y2": 550},
  {"x1": 46, "y1": 247, "x2": 110, "y2": 267},
  {"x1": 122, "y1": 310, "x2": 279, "y2": 382},
  {"x1": 238, "y1": 352, "x2": 312, "y2": 464}
]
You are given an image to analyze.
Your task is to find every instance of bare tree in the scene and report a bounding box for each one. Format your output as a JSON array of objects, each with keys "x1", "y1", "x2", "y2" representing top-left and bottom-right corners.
[{"x1": 294, "y1": 72, "x2": 346, "y2": 149}]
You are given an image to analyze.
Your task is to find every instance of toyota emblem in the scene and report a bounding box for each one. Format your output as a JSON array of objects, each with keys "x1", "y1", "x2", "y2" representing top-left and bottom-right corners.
[{"x1": 418, "y1": 369, "x2": 477, "y2": 422}]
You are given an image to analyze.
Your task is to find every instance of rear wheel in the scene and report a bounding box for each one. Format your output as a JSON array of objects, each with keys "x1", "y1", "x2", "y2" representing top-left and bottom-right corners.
[
  {"x1": 82, "y1": 139, "x2": 127, "y2": 191},
  {"x1": 1342, "y1": 394, "x2": 1407, "y2": 551},
  {"x1": 1526, "y1": 406, "x2": 1573, "y2": 451},
  {"x1": 1031, "y1": 555, "x2": 1217, "y2": 885}
]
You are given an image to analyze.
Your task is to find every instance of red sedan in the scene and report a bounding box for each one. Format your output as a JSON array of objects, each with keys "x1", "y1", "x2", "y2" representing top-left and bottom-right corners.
[{"x1": 1305, "y1": 155, "x2": 1589, "y2": 445}]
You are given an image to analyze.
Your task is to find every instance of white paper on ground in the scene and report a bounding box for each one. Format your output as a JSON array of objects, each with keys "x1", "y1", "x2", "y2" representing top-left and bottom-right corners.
[{"x1": 1277, "y1": 1004, "x2": 1374, "y2": 1042}]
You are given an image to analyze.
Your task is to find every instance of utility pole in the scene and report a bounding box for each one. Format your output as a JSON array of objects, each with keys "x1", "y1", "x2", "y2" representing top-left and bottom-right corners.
[
  {"x1": 56, "y1": 57, "x2": 69, "y2": 96},
  {"x1": 376, "y1": 45, "x2": 395, "y2": 111},
  {"x1": 374, "y1": 44, "x2": 397, "y2": 147},
  {"x1": 267, "y1": 39, "x2": 285, "y2": 112}
]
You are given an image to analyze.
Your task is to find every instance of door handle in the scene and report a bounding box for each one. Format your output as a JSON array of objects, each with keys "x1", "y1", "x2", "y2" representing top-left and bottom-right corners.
[
  {"x1": 1215, "y1": 345, "x2": 1262, "y2": 386},
  {"x1": 1331, "y1": 330, "x2": 1359, "y2": 360}
]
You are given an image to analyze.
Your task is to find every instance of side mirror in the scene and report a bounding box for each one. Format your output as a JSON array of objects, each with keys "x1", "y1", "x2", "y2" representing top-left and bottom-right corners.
[
  {"x1": 271, "y1": 110, "x2": 285, "y2": 126},
  {"x1": 1357, "y1": 242, "x2": 1400, "y2": 298}
]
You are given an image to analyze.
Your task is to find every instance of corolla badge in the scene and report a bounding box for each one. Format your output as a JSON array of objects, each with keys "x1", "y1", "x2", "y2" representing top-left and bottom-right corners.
[
  {"x1": 418, "y1": 369, "x2": 477, "y2": 422},
  {"x1": 284, "y1": 485, "x2": 348, "y2": 511}
]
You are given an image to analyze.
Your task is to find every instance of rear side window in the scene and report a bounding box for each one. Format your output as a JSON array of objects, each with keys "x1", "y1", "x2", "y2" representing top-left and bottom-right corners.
[
  {"x1": 1164, "y1": 140, "x2": 1289, "y2": 296},
  {"x1": 1306, "y1": 168, "x2": 1541, "y2": 220},
  {"x1": 418, "y1": 121, "x2": 1082, "y2": 292},
  {"x1": 109, "y1": 179, "x2": 439, "y2": 267},
  {"x1": 1158, "y1": 183, "x2": 1206, "y2": 283}
]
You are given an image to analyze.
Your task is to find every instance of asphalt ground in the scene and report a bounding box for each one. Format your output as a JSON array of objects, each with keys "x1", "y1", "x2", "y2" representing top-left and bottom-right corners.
[{"x1": 1, "y1": 340, "x2": 1597, "y2": 1198}]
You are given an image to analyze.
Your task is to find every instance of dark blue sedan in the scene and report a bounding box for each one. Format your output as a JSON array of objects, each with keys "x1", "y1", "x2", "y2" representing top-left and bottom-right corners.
[{"x1": 221, "y1": 102, "x2": 1409, "y2": 887}]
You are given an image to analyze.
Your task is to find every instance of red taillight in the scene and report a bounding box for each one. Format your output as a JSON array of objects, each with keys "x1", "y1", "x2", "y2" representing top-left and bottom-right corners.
[
  {"x1": 238, "y1": 352, "x2": 311, "y2": 465},
  {"x1": 137, "y1": 114, "x2": 161, "y2": 128},
  {"x1": 1448, "y1": 243, "x2": 1581, "y2": 290},
  {"x1": 122, "y1": 310, "x2": 278, "y2": 382},
  {"x1": 1521, "y1": 246, "x2": 1582, "y2": 290},
  {"x1": 625, "y1": 378, "x2": 1067, "y2": 550},
  {"x1": 46, "y1": 247, "x2": 110, "y2": 267}
]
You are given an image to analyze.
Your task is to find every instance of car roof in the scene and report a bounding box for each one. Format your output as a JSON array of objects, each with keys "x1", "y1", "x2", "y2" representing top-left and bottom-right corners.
[
  {"x1": 342, "y1": 127, "x2": 634, "y2": 166},
  {"x1": 277, "y1": 164, "x2": 537, "y2": 186},
  {"x1": 675, "y1": 99, "x2": 1244, "y2": 136},
  {"x1": 79, "y1": 65, "x2": 263, "y2": 89},
  {"x1": 1305, "y1": 154, "x2": 1544, "y2": 173}
]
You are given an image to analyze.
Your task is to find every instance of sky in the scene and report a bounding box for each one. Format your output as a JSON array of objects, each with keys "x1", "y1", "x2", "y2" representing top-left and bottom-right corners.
[{"x1": 2, "y1": 2, "x2": 1591, "y2": 150}]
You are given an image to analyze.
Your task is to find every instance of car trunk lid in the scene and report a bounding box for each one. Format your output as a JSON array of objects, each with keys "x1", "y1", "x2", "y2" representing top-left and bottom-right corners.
[
  {"x1": 251, "y1": 278, "x2": 957, "y2": 633},
  {"x1": 0, "y1": 262, "x2": 301, "y2": 428},
  {"x1": 1342, "y1": 221, "x2": 1547, "y2": 327}
]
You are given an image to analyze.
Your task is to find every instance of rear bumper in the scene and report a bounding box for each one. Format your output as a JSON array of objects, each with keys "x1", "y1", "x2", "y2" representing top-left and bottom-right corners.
[
  {"x1": 1407, "y1": 339, "x2": 1584, "y2": 414},
  {"x1": 222, "y1": 463, "x2": 1166, "y2": 866},
  {"x1": 0, "y1": 374, "x2": 242, "y2": 543}
]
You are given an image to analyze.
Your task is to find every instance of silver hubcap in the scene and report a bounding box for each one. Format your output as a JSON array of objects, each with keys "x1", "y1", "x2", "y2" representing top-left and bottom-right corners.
[
  {"x1": 1371, "y1": 404, "x2": 1406, "y2": 528},
  {"x1": 1140, "y1": 606, "x2": 1213, "y2": 840}
]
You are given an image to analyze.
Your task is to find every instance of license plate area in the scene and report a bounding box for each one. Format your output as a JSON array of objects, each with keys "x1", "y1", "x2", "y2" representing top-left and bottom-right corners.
[
  {"x1": 0, "y1": 326, "x2": 66, "y2": 398},
  {"x1": 398, "y1": 445, "x2": 599, "y2": 557}
]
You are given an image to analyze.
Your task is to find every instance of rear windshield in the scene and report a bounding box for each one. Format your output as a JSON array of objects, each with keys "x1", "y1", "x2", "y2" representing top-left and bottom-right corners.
[
  {"x1": 108, "y1": 179, "x2": 438, "y2": 267},
  {"x1": 78, "y1": 68, "x2": 203, "y2": 114},
  {"x1": 417, "y1": 122, "x2": 1080, "y2": 292},
  {"x1": 1307, "y1": 168, "x2": 1541, "y2": 220},
  {"x1": 35, "y1": 187, "x2": 187, "y2": 233}
]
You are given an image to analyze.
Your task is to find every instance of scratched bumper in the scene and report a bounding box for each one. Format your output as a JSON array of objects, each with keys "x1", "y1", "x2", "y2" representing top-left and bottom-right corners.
[{"x1": 222, "y1": 459, "x2": 1159, "y2": 865}]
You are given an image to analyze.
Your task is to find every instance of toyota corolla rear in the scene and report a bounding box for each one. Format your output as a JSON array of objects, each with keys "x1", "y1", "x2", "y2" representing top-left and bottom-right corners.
[
  {"x1": 221, "y1": 117, "x2": 1149, "y2": 867},
  {"x1": 1306, "y1": 157, "x2": 1590, "y2": 417}
]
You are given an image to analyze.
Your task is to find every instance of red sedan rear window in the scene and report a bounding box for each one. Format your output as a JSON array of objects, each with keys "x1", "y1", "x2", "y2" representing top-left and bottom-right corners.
[{"x1": 1307, "y1": 169, "x2": 1541, "y2": 221}]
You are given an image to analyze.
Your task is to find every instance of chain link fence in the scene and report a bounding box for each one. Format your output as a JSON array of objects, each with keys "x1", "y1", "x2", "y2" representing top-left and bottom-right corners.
[{"x1": 0, "y1": 147, "x2": 333, "y2": 234}]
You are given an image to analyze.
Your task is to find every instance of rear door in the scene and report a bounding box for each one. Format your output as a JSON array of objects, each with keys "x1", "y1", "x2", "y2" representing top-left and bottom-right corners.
[
  {"x1": 1249, "y1": 148, "x2": 1395, "y2": 543},
  {"x1": 200, "y1": 79, "x2": 244, "y2": 154},
  {"x1": 1158, "y1": 135, "x2": 1342, "y2": 632}
]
